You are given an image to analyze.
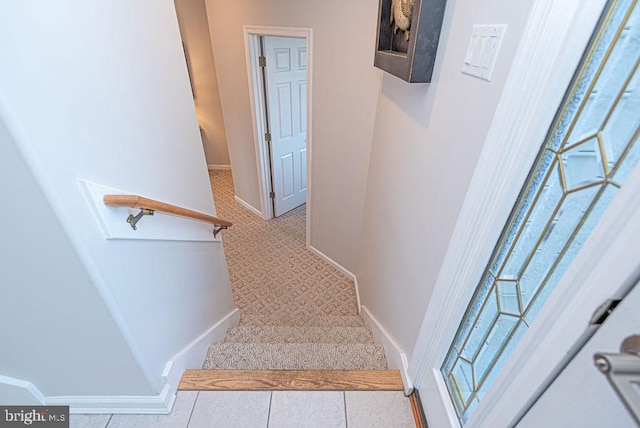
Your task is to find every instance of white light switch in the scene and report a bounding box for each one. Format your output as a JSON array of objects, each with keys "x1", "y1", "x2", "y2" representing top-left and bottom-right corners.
[{"x1": 462, "y1": 25, "x2": 507, "y2": 82}]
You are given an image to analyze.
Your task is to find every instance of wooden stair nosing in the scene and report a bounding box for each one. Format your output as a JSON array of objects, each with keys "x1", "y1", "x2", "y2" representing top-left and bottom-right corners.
[{"x1": 179, "y1": 370, "x2": 404, "y2": 391}]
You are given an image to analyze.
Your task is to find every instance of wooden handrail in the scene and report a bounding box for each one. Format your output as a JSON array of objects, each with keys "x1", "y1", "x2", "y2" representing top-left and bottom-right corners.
[{"x1": 103, "y1": 194, "x2": 232, "y2": 234}]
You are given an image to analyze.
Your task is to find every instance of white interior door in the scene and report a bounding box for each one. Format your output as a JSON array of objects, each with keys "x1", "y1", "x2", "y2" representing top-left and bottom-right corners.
[
  {"x1": 264, "y1": 36, "x2": 307, "y2": 217},
  {"x1": 518, "y1": 278, "x2": 640, "y2": 427}
]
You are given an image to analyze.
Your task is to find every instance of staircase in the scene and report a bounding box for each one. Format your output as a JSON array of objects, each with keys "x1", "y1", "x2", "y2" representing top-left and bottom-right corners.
[
  {"x1": 202, "y1": 315, "x2": 387, "y2": 370},
  {"x1": 179, "y1": 314, "x2": 402, "y2": 392},
  {"x1": 186, "y1": 171, "x2": 402, "y2": 392}
]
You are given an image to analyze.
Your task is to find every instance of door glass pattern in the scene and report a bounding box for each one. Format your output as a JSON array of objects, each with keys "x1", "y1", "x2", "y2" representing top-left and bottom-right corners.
[{"x1": 441, "y1": 0, "x2": 640, "y2": 423}]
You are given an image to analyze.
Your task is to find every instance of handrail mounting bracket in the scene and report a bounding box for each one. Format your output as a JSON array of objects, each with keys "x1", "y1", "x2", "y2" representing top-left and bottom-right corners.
[
  {"x1": 213, "y1": 225, "x2": 227, "y2": 238},
  {"x1": 127, "y1": 209, "x2": 155, "y2": 230}
]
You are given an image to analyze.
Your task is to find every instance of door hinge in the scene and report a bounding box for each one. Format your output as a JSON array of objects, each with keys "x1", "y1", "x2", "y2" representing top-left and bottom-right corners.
[
  {"x1": 269, "y1": 191, "x2": 275, "y2": 199},
  {"x1": 259, "y1": 56, "x2": 266, "y2": 67},
  {"x1": 265, "y1": 132, "x2": 272, "y2": 142},
  {"x1": 589, "y1": 298, "x2": 622, "y2": 325}
]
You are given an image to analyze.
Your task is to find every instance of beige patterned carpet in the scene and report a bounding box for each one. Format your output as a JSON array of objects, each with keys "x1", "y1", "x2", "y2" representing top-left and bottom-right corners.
[
  {"x1": 208, "y1": 170, "x2": 359, "y2": 321},
  {"x1": 204, "y1": 171, "x2": 386, "y2": 370}
]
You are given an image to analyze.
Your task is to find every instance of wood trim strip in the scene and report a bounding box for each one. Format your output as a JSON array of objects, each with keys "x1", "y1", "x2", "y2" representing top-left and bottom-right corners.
[
  {"x1": 103, "y1": 194, "x2": 232, "y2": 228},
  {"x1": 410, "y1": 390, "x2": 428, "y2": 428},
  {"x1": 178, "y1": 370, "x2": 404, "y2": 391}
]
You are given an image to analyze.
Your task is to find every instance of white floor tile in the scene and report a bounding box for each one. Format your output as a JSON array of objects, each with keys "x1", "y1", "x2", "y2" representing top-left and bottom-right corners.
[
  {"x1": 187, "y1": 391, "x2": 270, "y2": 428},
  {"x1": 69, "y1": 414, "x2": 111, "y2": 428},
  {"x1": 268, "y1": 391, "x2": 345, "y2": 428},
  {"x1": 106, "y1": 391, "x2": 197, "y2": 428},
  {"x1": 345, "y1": 391, "x2": 415, "y2": 428}
]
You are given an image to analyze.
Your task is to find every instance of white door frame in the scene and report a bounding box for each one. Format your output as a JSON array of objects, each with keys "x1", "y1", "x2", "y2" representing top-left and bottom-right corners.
[
  {"x1": 243, "y1": 25, "x2": 313, "y2": 246},
  {"x1": 408, "y1": 0, "x2": 619, "y2": 426}
]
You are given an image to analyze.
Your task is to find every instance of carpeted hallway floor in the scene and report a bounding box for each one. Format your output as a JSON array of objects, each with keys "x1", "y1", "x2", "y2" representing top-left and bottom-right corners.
[
  {"x1": 204, "y1": 170, "x2": 387, "y2": 370},
  {"x1": 208, "y1": 170, "x2": 359, "y2": 321}
]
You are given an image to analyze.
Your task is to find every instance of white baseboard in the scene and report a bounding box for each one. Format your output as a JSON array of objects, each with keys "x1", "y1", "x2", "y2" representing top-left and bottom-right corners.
[
  {"x1": 234, "y1": 195, "x2": 264, "y2": 219},
  {"x1": 307, "y1": 245, "x2": 355, "y2": 281},
  {"x1": 0, "y1": 375, "x2": 173, "y2": 415},
  {"x1": 207, "y1": 164, "x2": 231, "y2": 170},
  {"x1": 307, "y1": 245, "x2": 360, "y2": 313},
  {"x1": 40, "y1": 309, "x2": 240, "y2": 414},
  {"x1": 361, "y1": 305, "x2": 413, "y2": 395},
  {"x1": 46, "y1": 384, "x2": 175, "y2": 414},
  {"x1": 162, "y1": 308, "x2": 240, "y2": 389},
  {"x1": 0, "y1": 375, "x2": 45, "y2": 405},
  {"x1": 353, "y1": 276, "x2": 362, "y2": 315}
]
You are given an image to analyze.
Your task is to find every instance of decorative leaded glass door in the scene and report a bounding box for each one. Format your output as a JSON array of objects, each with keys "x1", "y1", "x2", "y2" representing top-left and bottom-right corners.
[
  {"x1": 441, "y1": 0, "x2": 640, "y2": 424},
  {"x1": 440, "y1": 0, "x2": 640, "y2": 424}
]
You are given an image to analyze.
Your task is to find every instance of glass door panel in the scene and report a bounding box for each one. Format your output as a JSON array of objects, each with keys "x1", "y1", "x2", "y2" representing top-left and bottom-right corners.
[{"x1": 441, "y1": 0, "x2": 640, "y2": 422}]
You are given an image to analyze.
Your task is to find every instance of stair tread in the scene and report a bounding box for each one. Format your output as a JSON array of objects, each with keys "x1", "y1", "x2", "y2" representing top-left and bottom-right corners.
[
  {"x1": 224, "y1": 326, "x2": 375, "y2": 344},
  {"x1": 179, "y1": 369, "x2": 404, "y2": 391},
  {"x1": 203, "y1": 343, "x2": 387, "y2": 370}
]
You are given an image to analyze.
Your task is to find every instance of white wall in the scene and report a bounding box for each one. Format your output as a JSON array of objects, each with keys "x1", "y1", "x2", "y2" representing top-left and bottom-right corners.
[
  {"x1": 356, "y1": 0, "x2": 535, "y2": 362},
  {"x1": 205, "y1": 0, "x2": 381, "y2": 271},
  {"x1": 174, "y1": 0, "x2": 230, "y2": 167},
  {"x1": 0, "y1": 0, "x2": 236, "y2": 401},
  {"x1": 0, "y1": 118, "x2": 152, "y2": 399}
]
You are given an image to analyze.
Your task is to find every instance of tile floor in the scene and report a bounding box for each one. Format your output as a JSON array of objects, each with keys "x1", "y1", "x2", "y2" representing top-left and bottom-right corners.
[{"x1": 70, "y1": 390, "x2": 415, "y2": 428}]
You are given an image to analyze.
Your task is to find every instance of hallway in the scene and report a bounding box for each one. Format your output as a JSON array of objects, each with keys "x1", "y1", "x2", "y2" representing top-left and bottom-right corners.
[{"x1": 208, "y1": 170, "x2": 358, "y2": 320}]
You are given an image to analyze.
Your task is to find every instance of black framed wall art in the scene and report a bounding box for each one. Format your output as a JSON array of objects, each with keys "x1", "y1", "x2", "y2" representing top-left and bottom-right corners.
[{"x1": 374, "y1": 0, "x2": 447, "y2": 83}]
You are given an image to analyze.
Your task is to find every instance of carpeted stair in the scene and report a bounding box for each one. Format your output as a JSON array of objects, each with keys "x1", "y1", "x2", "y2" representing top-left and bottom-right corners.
[
  {"x1": 200, "y1": 171, "x2": 390, "y2": 377},
  {"x1": 203, "y1": 315, "x2": 388, "y2": 370}
]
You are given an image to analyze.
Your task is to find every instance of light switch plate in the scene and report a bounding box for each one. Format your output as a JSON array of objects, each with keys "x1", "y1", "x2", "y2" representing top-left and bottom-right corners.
[{"x1": 462, "y1": 25, "x2": 507, "y2": 82}]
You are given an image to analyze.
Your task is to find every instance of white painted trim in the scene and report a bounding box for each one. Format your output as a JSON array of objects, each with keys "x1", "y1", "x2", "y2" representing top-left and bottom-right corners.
[
  {"x1": 244, "y1": 30, "x2": 272, "y2": 221},
  {"x1": 304, "y1": 31, "x2": 313, "y2": 250},
  {"x1": 0, "y1": 375, "x2": 45, "y2": 404},
  {"x1": 162, "y1": 308, "x2": 240, "y2": 390},
  {"x1": 361, "y1": 306, "x2": 413, "y2": 396},
  {"x1": 308, "y1": 245, "x2": 361, "y2": 314},
  {"x1": 243, "y1": 25, "x2": 315, "y2": 38},
  {"x1": 46, "y1": 384, "x2": 175, "y2": 415},
  {"x1": 43, "y1": 310, "x2": 240, "y2": 415},
  {"x1": 242, "y1": 25, "x2": 313, "y2": 246},
  {"x1": 234, "y1": 195, "x2": 265, "y2": 219},
  {"x1": 207, "y1": 164, "x2": 231, "y2": 170},
  {"x1": 408, "y1": 1, "x2": 610, "y2": 427},
  {"x1": 308, "y1": 244, "x2": 355, "y2": 281},
  {"x1": 431, "y1": 368, "x2": 460, "y2": 426},
  {"x1": 353, "y1": 276, "x2": 362, "y2": 314},
  {"x1": 420, "y1": 369, "x2": 460, "y2": 428}
]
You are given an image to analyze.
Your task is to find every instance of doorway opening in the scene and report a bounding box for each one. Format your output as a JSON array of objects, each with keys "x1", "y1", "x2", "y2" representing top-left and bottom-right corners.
[{"x1": 243, "y1": 26, "x2": 313, "y2": 246}]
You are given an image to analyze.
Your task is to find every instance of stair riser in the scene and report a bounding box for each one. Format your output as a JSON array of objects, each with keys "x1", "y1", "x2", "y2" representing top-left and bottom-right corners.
[
  {"x1": 224, "y1": 326, "x2": 375, "y2": 344},
  {"x1": 203, "y1": 343, "x2": 387, "y2": 371},
  {"x1": 239, "y1": 315, "x2": 365, "y2": 327}
]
